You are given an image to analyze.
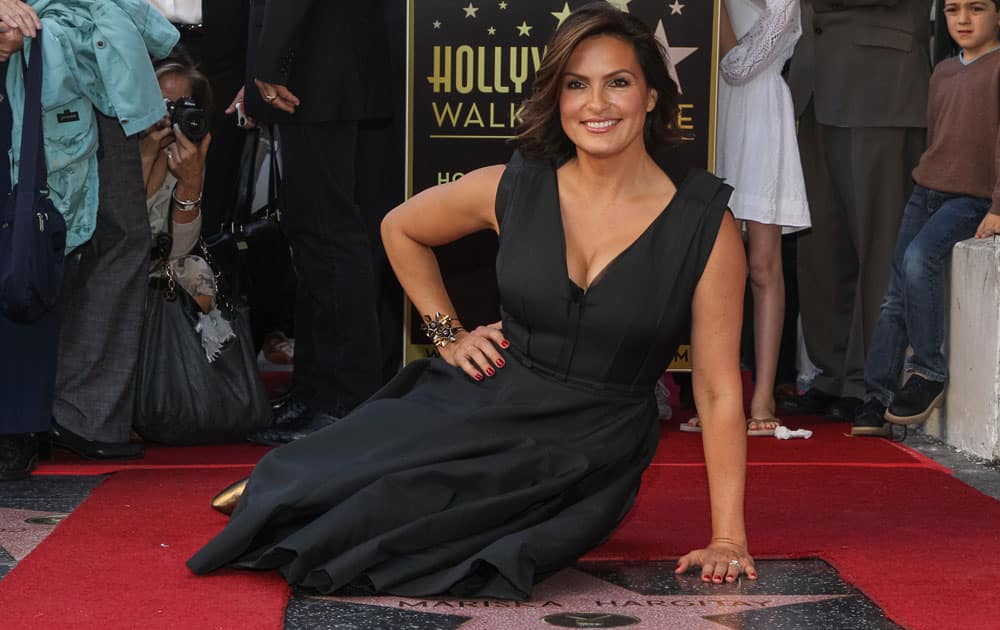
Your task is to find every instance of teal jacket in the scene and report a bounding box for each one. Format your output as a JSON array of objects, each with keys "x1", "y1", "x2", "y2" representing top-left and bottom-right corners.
[{"x1": 7, "y1": 0, "x2": 179, "y2": 252}]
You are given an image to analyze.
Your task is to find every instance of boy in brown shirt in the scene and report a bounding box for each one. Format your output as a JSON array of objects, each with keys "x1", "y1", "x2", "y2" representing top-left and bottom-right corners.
[{"x1": 852, "y1": 0, "x2": 1000, "y2": 436}]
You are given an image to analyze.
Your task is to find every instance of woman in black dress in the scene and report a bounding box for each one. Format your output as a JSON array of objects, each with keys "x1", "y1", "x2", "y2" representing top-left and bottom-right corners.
[{"x1": 189, "y1": 3, "x2": 756, "y2": 598}]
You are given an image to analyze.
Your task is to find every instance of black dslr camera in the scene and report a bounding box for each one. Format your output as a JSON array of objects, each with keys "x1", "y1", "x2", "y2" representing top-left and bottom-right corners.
[{"x1": 165, "y1": 96, "x2": 209, "y2": 142}]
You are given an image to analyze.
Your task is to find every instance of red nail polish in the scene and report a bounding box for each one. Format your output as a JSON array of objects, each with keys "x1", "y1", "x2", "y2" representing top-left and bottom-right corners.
[
  {"x1": 474, "y1": 373, "x2": 483, "y2": 381},
  {"x1": 496, "y1": 358, "x2": 505, "y2": 367},
  {"x1": 485, "y1": 367, "x2": 495, "y2": 376},
  {"x1": 500, "y1": 340, "x2": 510, "y2": 348}
]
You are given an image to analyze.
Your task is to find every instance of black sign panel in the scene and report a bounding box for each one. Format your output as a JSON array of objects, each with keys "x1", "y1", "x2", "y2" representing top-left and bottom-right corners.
[{"x1": 405, "y1": 0, "x2": 719, "y2": 366}]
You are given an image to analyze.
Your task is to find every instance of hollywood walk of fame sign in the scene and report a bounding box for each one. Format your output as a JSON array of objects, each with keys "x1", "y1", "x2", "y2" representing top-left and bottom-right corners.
[
  {"x1": 403, "y1": 0, "x2": 720, "y2": 367},
  {"x1": 300, "y1": 560, "x2": 902, "y2": 629}
]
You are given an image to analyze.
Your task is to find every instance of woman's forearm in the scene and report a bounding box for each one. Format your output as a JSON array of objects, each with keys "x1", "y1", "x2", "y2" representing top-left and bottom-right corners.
[
  {"x1": 382, "y1": 218, "x2": 461, "y2": 322},
  {"x1": 697, "y1": 386, "x2": 748, "y2": 545}
]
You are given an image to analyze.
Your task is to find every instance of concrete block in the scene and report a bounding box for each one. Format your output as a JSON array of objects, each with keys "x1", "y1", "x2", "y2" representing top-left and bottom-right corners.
[{"x1": 927, "y1": 237, "x2": 1000, "y2": 462}]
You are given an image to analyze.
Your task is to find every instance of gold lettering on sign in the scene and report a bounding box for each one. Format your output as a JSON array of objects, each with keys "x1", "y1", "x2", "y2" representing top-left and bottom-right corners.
[
  {"x1": 677, "y1": 103, "x2": 695, "y2": 130},
  {"x1": 430, "y1": 101, "x2": 520, "y2": 130},
  {"x1": 427, "y1": 45, "x2": 545, "y2": 95}
]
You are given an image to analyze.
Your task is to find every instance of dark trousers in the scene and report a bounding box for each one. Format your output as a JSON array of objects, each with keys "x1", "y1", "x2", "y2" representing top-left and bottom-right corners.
[
  {"x1": 53, "y1": 114, "x2": 150, "y2": 442},
  {"x1": 279, "y1": 121, "x2": 382, "y2": 414},
  {"x1": 796, "y1": 101, "x2": 925, "y2": 399}
]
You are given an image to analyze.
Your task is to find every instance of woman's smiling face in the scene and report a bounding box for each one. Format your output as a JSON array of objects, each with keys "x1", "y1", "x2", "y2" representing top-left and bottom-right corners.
[{"x1": 558, "y1": 34, "x2": 658, "y2": 160}]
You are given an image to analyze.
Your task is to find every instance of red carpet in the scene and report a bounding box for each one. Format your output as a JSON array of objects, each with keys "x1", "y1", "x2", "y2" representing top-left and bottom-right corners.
[
  {"x1": 4, "y1": 422, "x2": 997, "y2": 629},
  {"x1": 656, "y1": 416, "x2": 947, "y2": 468},
  {"x1": 35, "y1": 443, "x2": 272, "y2": 476},
  {"x1": 584, "y1": 464, "x2": 1000, "y2": 629},
  {"x1": 0, "y1": 468, "x2": 285, "y2": 630}
]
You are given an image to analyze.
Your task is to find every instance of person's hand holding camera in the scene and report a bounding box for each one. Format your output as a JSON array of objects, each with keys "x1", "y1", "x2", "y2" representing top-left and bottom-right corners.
[
  {"x1": 166, "y1": 124, "x2": 211, "y2": 224},
  {"x1": 139, "y1": 124, "x2": 174, "y2": 184}
]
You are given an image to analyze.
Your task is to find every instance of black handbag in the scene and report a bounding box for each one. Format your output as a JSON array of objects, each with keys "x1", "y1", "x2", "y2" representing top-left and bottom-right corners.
[
  {"x1": 0, "y1": 37, "x2": 67, "y2": 323},
  {"x1": 133, "y1": 248, "x2": 272, "y2": 445},
  {"x1": 203, "y1": 125, "x2": 292, "y2": 328}
]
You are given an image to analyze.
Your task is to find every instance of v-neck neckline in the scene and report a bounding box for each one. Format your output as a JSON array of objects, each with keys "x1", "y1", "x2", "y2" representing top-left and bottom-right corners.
[{"x1": 553, "y1": 164, "x2": 686, "y2": 296}]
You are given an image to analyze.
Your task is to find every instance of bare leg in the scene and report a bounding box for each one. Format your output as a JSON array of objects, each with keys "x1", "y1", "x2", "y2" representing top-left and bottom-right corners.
[{"x1": 746, "y1": 221, "x2": 784, "y2": 431}]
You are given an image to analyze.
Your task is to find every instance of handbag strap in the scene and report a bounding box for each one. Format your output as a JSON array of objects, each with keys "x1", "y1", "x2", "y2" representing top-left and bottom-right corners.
[
  {"x1": 15, "y1": 36, "x2": 46, "y2": 212},
  {"x1": 265, "y1": 124, "x2": 281, "y2": 219},
  {"x1": 232, "y1": 127, "x2": 261, "y2": 226}
]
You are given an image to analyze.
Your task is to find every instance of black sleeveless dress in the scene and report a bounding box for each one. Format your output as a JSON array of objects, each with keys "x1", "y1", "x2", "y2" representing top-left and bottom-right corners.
[{"x1": 187, "y1": 152, "x2": 732, "y2": 600}]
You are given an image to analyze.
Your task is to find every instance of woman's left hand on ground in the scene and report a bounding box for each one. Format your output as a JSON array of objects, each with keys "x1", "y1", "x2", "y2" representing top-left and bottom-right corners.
[
  {"x1": 675, "y1": 540, "x2": 757, "y2": 583},
  {"x1": 975, "y1": 212, "x2": 1000, "y2": 239},
  {"x1": 165, "y1": 125, "x2": 211, "y2": 190}
]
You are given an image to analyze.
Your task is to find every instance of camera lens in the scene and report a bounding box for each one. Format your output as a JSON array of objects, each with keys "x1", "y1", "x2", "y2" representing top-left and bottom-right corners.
[{"x1": 169, "y1": 97, "x2": 209, "y2": 142}]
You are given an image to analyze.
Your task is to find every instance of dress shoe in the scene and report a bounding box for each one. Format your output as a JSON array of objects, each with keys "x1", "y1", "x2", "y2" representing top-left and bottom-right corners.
[
  {"x1": 777, "y1": 387, "x2": 838, "y2": 416},
  {"x1": 248, "y1": 411, "x2": 338, "y2": 446},
  {"x1": 0, "y1": 433, "x2": 39, "y2": 481},
  {"x1": 850, "y1": 399, "x2": 890, "y2": 437},
  {"x1": 49, "y1": 422, "x2": 144, "y2": 460},
  {"x1": 270, "y1": 394, "x2": 311, "y2": 426},
  {"x1": 886, "y1": 375, "x2": 944, "y2": 425},
  {"x1": 211, "y1": 477, "x2": 248, "y2": 515}
]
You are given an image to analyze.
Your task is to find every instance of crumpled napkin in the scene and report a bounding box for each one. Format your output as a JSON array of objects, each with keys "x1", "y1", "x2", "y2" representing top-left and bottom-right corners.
[{"x1": 775, "y1": 426, "x2": 813, "y2": 440}]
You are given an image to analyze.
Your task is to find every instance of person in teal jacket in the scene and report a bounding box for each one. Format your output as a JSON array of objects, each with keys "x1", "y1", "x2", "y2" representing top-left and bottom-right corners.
[
  {"x1": 8, "y1": 0, "x2": 183, "y2": 461},
  {"x1": 6, "y1": 0, "x2": 178, "y2": 251}
]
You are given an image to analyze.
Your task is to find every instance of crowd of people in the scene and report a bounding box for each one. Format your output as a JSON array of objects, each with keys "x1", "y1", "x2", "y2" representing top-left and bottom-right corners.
[{"x1": 0, "y1": 0, "x2": 997, "y2": 603}]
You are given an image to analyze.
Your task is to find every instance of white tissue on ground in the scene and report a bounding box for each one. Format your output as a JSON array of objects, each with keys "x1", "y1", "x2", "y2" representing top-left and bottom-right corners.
[{"x1": 774, "y1": 426, "x2": 812, "y2": 440}]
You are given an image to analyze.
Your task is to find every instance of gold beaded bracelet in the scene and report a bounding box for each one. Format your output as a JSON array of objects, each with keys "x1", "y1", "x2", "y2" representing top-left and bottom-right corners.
[{"x1": 421, "y1": 312, "x2": 465, "y2": 348}]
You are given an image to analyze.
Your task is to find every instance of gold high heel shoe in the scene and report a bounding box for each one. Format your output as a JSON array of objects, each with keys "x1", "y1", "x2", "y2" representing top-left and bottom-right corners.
[{"x1": 210, "y1": 477, "x2": 249, "y2": 515}]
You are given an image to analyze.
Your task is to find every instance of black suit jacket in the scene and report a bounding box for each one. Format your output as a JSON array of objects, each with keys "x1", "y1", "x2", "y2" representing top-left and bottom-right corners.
[{"x1": 245, "y1": 0, "x2": 393, "y2": 124}]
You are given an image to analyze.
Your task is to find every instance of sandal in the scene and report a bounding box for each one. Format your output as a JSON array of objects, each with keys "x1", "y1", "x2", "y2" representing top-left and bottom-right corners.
[
  {"x1": 746, "y1": 417, "x2": 781, "y2": 437},
  {"x1": 680, "y1": 417, "x2": 703, "y2": 433},
  {"x1": 679, "y1": 416, "x2": 782, "y2": 436}
]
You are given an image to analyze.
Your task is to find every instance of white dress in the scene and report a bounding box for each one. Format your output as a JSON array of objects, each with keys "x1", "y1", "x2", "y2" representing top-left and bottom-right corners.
[{"x1": 716, "y1": 0, "x2": 810, "y2": 233}]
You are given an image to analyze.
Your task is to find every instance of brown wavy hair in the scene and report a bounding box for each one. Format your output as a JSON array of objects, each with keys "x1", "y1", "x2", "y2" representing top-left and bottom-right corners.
[{"x1": 513, "y1": 2, "x2": 681, "y2": 160}]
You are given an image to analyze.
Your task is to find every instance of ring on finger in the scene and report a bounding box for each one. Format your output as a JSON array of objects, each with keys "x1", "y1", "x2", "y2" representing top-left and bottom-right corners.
[{"x1": 729, "y1": 559, "x2": 741, "y2": 567}]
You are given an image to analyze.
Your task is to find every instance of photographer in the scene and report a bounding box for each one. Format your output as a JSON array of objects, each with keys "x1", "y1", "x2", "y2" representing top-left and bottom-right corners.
[{"x1": 140, "y1": 57, "x2": 215, "y2": 313}]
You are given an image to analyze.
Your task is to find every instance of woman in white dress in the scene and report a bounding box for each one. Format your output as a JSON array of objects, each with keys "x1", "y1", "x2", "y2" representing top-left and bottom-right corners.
[{"x1": 686, "y1": 0, "x2": 809, "y2": 434}]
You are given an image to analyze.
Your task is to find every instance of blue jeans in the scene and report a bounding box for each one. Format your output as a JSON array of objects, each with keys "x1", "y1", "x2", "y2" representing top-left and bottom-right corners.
[{"x1": 864, "y1": 185, "x2": 992, "y2": 406}]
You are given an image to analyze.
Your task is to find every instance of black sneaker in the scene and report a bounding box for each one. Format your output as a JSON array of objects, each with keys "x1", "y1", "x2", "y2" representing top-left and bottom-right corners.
[
  {"x1": 850, "y1": 400, "x2": 889, "y2": 437},
  {"x1": 777, "y1": 388, "x2": 838, "y2": 416},
  {"x1": 886, "y1": 375, "x2": 944, "y2": 425},
  {"x1": 0, "y1": 433, "x2": 39, "y2": 481}
]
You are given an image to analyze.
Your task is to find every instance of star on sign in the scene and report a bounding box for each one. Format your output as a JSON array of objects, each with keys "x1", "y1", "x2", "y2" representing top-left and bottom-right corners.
[
  {"x1": 432, "y1": 20, "x2": 441, "y2": 29},
  {"x1": 552, "y1": 2, "x2": 572, "y2": 28},
  {"x1": 499, "y1": 1, "x2": 508, "y2": 8},
  {"x1": 654, "y1": 19, "x2": 697, "y2": 94},
  {"x1": 488, "y1": 26, "x2": 496, "y2": 35},
  {"x1": 315, "y1": 567, "x2": 853, "y2": 630},
  {"x1": 516, "y1": 20, "x2": 533, "y2": 36},
  {"x1": 669, "y1": 0, "x2": 685, "y2": 15},
  {"x1": 463, "y1": 2, "x2": 479, "y2": 18},
  {"x1": 606, "y1": 0, "x2": 633, "y2": 11}
]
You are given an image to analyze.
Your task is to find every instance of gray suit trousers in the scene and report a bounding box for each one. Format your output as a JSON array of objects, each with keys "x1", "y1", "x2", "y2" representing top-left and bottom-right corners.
[
  {"x1": 52, "y1": 113, "x2": 150, "y2": 442},
  {"x1": 797, "y1": 101, "x2": 925, "y2": 399}
]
